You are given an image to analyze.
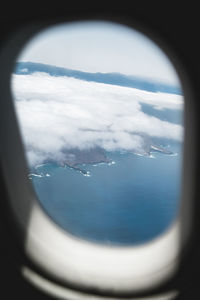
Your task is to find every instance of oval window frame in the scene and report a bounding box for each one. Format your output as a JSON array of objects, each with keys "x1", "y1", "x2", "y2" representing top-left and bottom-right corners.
[{"x1": 0, "y1": 15, "x2": 196, "y2": 298}]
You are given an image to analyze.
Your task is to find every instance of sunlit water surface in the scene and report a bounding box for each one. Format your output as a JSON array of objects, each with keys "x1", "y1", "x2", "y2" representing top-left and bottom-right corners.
[{"x1": 30, "y1": 141, "x2": 182, "y2": 246}]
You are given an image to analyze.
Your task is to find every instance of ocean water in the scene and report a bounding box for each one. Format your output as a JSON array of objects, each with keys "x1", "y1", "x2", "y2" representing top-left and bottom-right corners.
[{"x1": 30, "y1": 141, "x2": 182, "y2": 246}]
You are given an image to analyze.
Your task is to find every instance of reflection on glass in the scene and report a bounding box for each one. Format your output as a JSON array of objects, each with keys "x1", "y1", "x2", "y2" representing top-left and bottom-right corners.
[{"x1": 11, "y1": 21, "x2": 184, "y2": 245}]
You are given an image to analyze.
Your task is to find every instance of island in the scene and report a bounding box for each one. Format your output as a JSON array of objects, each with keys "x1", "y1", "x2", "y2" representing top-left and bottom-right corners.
[
  {"x1": 57, "y1": 136, "x2": 173, "y2": 175},
  {"x1": 60, "y1": 147, "x2": 111, "y2": 175},
  {"x1": 30, "y1": 134, "x2": 174, "y2": 177}
]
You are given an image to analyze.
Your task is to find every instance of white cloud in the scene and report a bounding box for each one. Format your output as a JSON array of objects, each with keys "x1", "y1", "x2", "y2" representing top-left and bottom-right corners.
[{"x1": 11, "y1": 73, "x2": 184, "y2": 167}]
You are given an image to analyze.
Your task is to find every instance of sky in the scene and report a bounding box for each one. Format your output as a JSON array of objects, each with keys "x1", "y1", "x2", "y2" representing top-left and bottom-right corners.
[
  {"x1": 17, "y1": 20, "x2": 181, "y2": 86},
  {"x1": 12, "y1": 72, "x2": 183, "y2": 167}
]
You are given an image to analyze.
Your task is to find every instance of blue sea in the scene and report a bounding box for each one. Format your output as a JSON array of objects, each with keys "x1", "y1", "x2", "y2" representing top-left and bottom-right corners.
[{"x1": 30, "y1": 141, "x2": 182, "y2": 246}]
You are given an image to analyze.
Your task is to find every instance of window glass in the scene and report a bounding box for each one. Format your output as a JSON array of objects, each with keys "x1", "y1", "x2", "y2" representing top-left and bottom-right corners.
[{"x1": 11, "y1": 21, "x2": 184, "y2": 246}]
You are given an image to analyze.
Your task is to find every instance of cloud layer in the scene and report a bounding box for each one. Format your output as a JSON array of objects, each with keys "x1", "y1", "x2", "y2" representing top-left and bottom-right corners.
[{"x1": 11, "y1": 72, "x2": 184, "y2": 167}]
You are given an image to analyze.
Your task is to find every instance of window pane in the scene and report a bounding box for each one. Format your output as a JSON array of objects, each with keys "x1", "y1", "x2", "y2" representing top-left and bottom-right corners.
[{"x1": 11, "y1": 21, "x2": 184, "y2": 245}]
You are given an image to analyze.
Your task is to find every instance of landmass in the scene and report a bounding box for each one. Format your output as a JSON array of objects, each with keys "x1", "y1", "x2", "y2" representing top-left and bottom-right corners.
[
  {"x1": 59, "y1": 137, "x2": 173, "y2": 175},
  {"x1": 60, "y1": 147, "x2": 110, "y2": 175},
  {"x1": 134, "y1": 133, "x2": 173, "y2": 156},
  {"x1": 29, "y1": 136, "x2": 174, "y2": 178}
]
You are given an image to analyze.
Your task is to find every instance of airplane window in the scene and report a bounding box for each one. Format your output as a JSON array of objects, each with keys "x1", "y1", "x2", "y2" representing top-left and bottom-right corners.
[{"x1": 11, "y1": 20, "x2": 184, "y2": 247}]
